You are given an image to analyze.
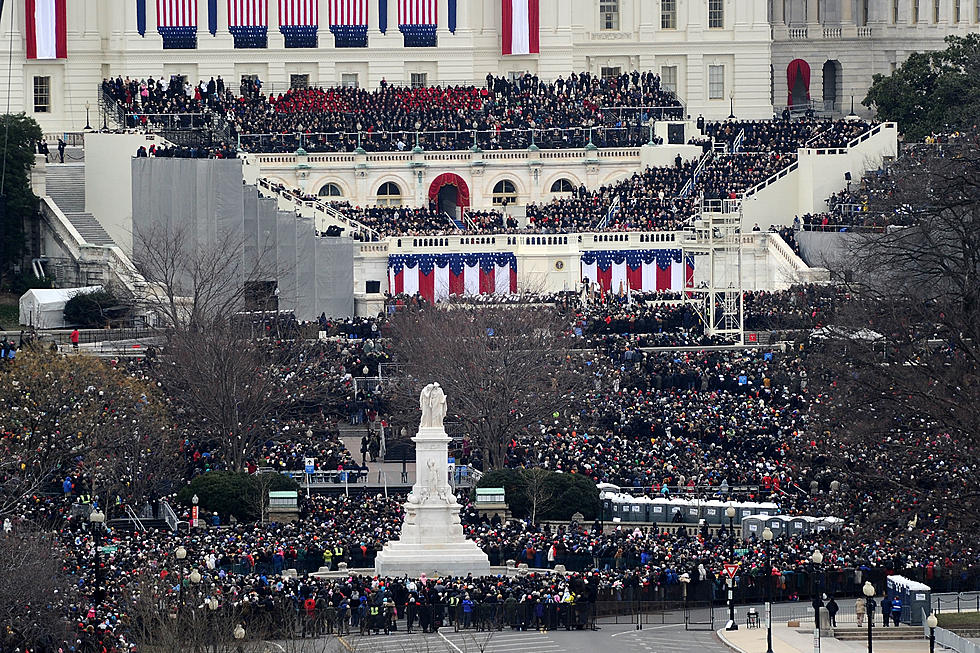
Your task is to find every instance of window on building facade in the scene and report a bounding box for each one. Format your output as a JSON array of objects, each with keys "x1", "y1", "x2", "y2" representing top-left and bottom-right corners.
[
  {"x1": 600, "y1": 0, "x2": 620, "y2": 30},
  {"x1": 318, "y1": 183, "x2": 343, "y2": 197},
  {"x1": 341, "y1": 73, "x2": 359, "y2": 88},
  {"x1": 708, "y1": 65, "x2": 725, "y2": 100},
  {"x1": 290, "y1": 74, "x2": 309, "y2": 89},
  {"x1": 662, "y1": 0, "x2": 677, "y2": 28},
  {"x1": 934, "y1": 0, "x2": 940, "y2": 22},
  {"x1": 492, "y1": 180, "x2": 518, "y2": 205},
  {"x1": 377, "y1": 182, "x2": 402, "y2": 207},
  {"x1": 892, "y1": 0, "x2": 900, "y2": 22},
  {"x1": 708, "y1": 0, "x2": 725, "y2": 28},
  {"x1": 954, "y1": 0, "x2": 961, "y2": 21},
  {"x1": 600, "y1": 66, "x2": 622, "y2": 81},
  {"x1": 550, "y1": 178, "x2": 575, "y2": 194},
  {"x1": 861, "y1": 0, "x2": 870, "y2": 24},
  {"x1": 913, "y1": 0, "x2": 920, "y2": 22},
  {"x1": 410, "y1": 73, "x2": 428, "y2": 88},
  {"x1": 33, "y1": 76, "x2": 51, "y2": 113},
  {"x1": 661, "y1": 65, "x2": 678, "y2": 93},
  {"x1": 975, "y1": 0, "x2": 979, "y2": 21}
]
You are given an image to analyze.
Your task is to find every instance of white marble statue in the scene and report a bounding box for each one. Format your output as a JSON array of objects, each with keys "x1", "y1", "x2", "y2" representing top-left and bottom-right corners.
[{"x1": 419, "y1": 382, "x2": 447, "y2": 429}]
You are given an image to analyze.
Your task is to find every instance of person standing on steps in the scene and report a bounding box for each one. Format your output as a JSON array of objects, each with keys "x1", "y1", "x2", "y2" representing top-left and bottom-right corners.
[{"x1": 58, "y1": 138, "x2": 66, "y2": 163}]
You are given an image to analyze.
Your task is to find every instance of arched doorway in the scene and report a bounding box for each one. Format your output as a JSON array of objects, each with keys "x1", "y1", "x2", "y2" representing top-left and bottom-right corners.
[
  {"x1": 822, "y1": 60, "x2": 842, "y2": 112},
  {"x1": 787, "y1": 58, "x2": 811, "y2": 108},
  {"x1": 428, "y1": 173, "x2": 470, "y2": 219},
  {"x1": 438, "y1": 185, "x2": 458, "y2": 216}
]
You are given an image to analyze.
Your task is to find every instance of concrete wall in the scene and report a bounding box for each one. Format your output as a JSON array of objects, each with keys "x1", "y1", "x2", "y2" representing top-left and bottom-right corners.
[
  {"x1": 740, "y1": 122, "x2": 898, "y2": 228},
  {"x1": 85, "y1": 132, "x2": 169, "y2": 257}
]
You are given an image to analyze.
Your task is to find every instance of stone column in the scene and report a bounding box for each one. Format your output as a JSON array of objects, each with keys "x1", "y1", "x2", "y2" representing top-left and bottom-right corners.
[{"x1": 774, "y1": 0, "x2": 786, "y2": 24}]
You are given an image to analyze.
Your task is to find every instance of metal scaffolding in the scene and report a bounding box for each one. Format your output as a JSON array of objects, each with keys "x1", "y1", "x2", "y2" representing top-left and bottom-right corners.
[{"x1": 682, "y1": 198, "x2": 745, "y2": 343}]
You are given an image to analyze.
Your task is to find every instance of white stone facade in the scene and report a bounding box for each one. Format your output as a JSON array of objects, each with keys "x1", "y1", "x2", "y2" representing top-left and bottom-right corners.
[
  {"x1": 771, "y1": 0, "x2": 980, "y2": 115},
  {"x1": 2, "y1": 0, "x2": 773, "y2": 133}
]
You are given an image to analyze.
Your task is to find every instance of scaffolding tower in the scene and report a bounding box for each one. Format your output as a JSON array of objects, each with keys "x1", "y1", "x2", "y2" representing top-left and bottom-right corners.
[{"x1": 682, "y1": 198, "x2": 745, "y2": 343}]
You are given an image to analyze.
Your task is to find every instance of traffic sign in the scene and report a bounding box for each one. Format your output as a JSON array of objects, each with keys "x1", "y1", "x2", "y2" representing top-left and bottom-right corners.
[
  {"x1": 723, "y1": 562, "x2": 740, "y2": 580},
  {"x1": 304, "y1": 457, "x2": 315, "y2": 474}
]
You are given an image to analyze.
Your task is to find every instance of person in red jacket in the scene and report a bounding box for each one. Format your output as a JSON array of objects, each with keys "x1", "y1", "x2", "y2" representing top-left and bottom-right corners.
[{"x1": 70, "y1": 328, "x2": 80, "y2": 351}]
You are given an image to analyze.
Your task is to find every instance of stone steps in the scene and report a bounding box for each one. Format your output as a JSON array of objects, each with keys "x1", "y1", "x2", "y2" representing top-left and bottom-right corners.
[{"x1": 65, "y1": 212, "x2": 116, "y2": 247}]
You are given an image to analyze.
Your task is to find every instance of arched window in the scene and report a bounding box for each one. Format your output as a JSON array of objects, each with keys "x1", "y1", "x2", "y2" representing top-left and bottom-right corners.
[
  {"x1": 492, "y1": 179, "x2": 518, "y2": 206},
  {"x1": 377, "y1": 182, "x2": 402, "y2": 207},
  {"x1": 318, "y1": 182, "x2": 343, "y2": 197},
  {"x1": 550, "y1": 178, "x2": 575, "y2": 194}
]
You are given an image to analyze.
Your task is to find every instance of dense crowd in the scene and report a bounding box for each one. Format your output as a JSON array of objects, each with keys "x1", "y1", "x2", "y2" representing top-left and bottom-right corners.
[
  {"x1": 103, "y1": 71, "x2": 682, "y2": 153},
  {"x1": 3, "y1": 285, "x2": 978, "y2": 653}
]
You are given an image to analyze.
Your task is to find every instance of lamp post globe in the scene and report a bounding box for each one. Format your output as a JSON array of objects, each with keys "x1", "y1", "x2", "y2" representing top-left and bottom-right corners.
[
  {"x1": 762, "y1": 527, "x2": 773, "y2": 541},
  {"x1": 863, "y1": 582, "x2": 875, "y2": 653},
  {"x1": 810, "y1": 550, "x2": 823, "y2": 565},
  {"x1": 190, "y1": 569, "x2": 202, "y2": 584},
  {"x1": 176, "y1": 546, "x2": 187, "y2": 560}
]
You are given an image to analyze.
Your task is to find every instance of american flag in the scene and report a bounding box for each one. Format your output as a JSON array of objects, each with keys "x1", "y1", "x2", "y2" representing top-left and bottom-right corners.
[
  {"x1": 278, "y1": 0, "x2": 317, "y2": 25},
  {"x1": 398, "y1": 0, "x2": 436, "y2": 25},
  {"x1": 156, "y1": 0, "x2": 197, "y2": 26},
  {"x1": 329, "y1": 0, "x2": 367, "y2": 26},
  {"x1": 228, "y1": 0, "x2": 267, "y2": 26}
]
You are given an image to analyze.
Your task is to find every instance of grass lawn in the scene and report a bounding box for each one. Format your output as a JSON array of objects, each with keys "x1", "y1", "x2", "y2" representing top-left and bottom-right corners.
[
  {"x1": 0, "y1": 300, "x2": 19, "y2": 330},
  {"x1": 936, "y1": 612, "x2": 980, "y2": 629}
]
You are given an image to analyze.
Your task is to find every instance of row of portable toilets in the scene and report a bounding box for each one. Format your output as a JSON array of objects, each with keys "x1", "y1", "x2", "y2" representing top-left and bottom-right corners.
[{"x1": 600, "y1": 492, "x2": 843, "y2": 539}]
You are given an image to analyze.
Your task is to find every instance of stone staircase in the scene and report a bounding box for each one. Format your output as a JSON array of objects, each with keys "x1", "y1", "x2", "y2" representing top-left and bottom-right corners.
[
  {"x1": 45, "y1": 164, "x2": 86, "y2": 213},
  {"x1": 64, "y1": 212, "x2": 116, "y2": 246},
  {"x1": 44, "y1": 163, "x2": 117, "y2": 247},
  {"x1": 831, "y1": 626, "x2": 924, "y2": 641}
]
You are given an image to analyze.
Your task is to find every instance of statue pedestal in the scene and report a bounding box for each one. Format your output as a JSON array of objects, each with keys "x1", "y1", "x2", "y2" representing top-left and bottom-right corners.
[{"x1": 374, "y1": 425, "x2": 490, "y2": 578}]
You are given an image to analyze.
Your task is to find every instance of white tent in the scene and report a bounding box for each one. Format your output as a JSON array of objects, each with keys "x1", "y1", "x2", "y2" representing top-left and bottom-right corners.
[{"x1": 19, "y1": 286, "x2": 103, "y2": 329}]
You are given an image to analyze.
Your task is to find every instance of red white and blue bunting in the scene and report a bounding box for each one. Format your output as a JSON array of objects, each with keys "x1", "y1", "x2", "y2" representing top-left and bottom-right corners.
[
  {"x1": 581, "y1": 249, "x2": 694, "y2": 293},
  {"x1": 388, "y1": 253, "x2": 518, "y2": 303}
]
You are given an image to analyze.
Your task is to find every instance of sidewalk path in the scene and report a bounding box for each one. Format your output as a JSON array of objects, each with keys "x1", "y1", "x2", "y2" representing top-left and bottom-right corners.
[{"x1": 718, "y1": 625, "x2": 928, "y2": 653}]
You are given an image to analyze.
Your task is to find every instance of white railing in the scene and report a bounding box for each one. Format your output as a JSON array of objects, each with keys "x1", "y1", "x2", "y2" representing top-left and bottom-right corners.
[
  {"x1": 788, "y1": 26, "x2": 808, "y2": 39},
  {"x1": 922, "y1": 609, "x2": 980, "y2": 653},
  {"x1": 125, "y1": 504, "x2": 146, "y2": 532},
  {"x1": 160, "y1": 500, "x2": 187, "y2": 531},
  {"x1": 255, "y1": 177, "x2": 381, "y2": 240},
  {"x1": 822, "y1": 26, "x2": 842, "y2": 39},
  {"x1": 857, "y1": 26, "x2": 873, "y2": 38}
]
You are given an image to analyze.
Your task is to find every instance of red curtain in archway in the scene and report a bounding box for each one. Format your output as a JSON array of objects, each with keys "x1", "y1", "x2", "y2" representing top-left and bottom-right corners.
[
  {"x1": 787, "y1": 58, "x2": 811, "y2": 107},
  {"x1": 428, "y1": 173, "x2": 471, "y2": 210}
]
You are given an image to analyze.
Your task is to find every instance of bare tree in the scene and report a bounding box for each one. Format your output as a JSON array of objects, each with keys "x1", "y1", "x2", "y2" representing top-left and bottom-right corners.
[
  {"x1": 808, "y1": 135, "x2": 980, "y2": 530},
  {"x1": 385, "y1": 301, "x2": 585, "y2": 469},
  {"x1": 0, "y1": 527, "x2": 72, "y2": 651},
  {"x1": 0, "y1": 350, "x2": 178, "y2": 515},
  {"x1": 132, "y1": 222, "x2": 270, "y2": 330},
  {"x1": 521, "y1": 467, "x2": 555, "y2": 525}
]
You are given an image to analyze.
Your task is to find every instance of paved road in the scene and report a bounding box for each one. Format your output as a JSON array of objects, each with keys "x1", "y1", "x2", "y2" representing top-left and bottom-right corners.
[{"x1": 333, "y1": 622, "x2": 731, "y2": 653}]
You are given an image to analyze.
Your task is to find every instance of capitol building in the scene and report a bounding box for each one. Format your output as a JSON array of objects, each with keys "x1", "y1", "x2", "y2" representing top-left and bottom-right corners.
[{"x1": 1, "y1": 0, "x2": 978, "y2": 133}]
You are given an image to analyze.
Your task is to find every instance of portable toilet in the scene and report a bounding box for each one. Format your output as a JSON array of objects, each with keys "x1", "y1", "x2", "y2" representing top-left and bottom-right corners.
[{"x1": 886, "y1": 575, "x2": 931, "y2": 625}]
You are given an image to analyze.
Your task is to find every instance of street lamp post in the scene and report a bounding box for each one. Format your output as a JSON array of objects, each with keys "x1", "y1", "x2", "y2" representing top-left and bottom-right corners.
[
  {"x1": 725, "y1": 505, "x2": 738, "y2": 630},
  {"x1": 89, "y1": 509, "x2": 106, "y2": 622},
  {"x1": 863, "y1": 581, "x2": 876, "y2": 653},
  {"x1": 234, "y1": 623, "x2": 246, "y2": 653},
  {"x1": 927, "y1": 613, "x2": 937, "y2": 653},
  {"x1": 413, "y1": 121, "x2": 423, "y2": 153},
  {"x1": 191, "y1": 494, "x2": 199, "y2": 529},
  {"x1": 355, "y1": 122, "x2": 365, "y2": 154},
  {"x1": 811, "y1": 550, "x2": 824, "y2": 653},
  {"x1": 729, "y1": 91, "x2": 736, "y2": 119},
  {"x1": 763, "y1": 527, "x2": 774, "y2": 653},
  {"x1": 176, "y1": 545, "x2": 187, "y2": 611},
  {"x1": 84, "y1": 101, "x2": 92, "y2": 131}
]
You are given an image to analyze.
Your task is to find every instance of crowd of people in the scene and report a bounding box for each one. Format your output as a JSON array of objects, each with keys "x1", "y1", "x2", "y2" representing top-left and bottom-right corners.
[
  {"x1": 2, "y1": 284, "x2": 978, "y2": 653},
  {"x1": 103, "y1": 71, "x2": 682, "y2": 153}
]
